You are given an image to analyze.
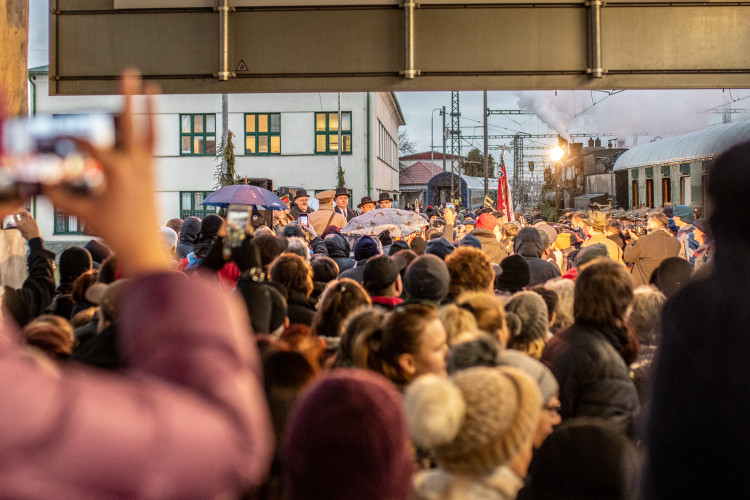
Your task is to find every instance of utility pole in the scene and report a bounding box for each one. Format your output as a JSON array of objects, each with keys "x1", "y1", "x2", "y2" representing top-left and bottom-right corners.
[
  {"x1": 441, "y1": 106, "x2": 447, "y2": 205},
  {"x1": 450, "y1": 91, "x2": 461, "y2": 205},
  {"x1": 222, "y1": 94, "x2": 229, "y2": 176},
  {"x1": 483, "y1": 91, "x2": 489, "y2": 199}
]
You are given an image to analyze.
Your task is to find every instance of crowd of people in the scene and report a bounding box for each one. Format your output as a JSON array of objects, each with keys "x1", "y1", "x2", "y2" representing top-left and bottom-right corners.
[{"x1": 0, "y1": 72, "x2": 746, "y2": 499}]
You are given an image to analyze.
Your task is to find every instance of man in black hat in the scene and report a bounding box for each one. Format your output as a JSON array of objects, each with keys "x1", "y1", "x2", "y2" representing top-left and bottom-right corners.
[
  {"x1": 358, "y1": 196, "x2": 376, "y2": 214},
  {"x1": 377, "y1": 192, "x2": 393, "y2": 209},
  {"x1": 334, "y1": 187, "x2": 358, "y2": 222},
  {"x1": 290, "y1": 188, "x2": 315, "y2": 221}
]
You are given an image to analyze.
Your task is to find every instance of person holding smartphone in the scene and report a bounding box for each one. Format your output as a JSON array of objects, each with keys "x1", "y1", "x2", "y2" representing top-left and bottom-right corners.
[{"x1": 0, "y1": 71, "x2": 272, "y2": 497}]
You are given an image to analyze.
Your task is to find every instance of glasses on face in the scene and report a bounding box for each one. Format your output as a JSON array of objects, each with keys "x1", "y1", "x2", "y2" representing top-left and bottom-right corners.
[{"x1": 543, "y1": 400, "x2": 562, "y2": 415}]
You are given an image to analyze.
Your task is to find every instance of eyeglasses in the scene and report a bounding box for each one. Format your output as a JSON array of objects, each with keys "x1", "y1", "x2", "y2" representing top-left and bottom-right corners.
[{"x1": 543, "y1": 401, "x2": 562, "y2": 414}]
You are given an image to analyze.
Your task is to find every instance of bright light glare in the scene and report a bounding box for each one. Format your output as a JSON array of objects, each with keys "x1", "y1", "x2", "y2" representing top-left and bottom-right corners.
[{"x1": 550, "y1": 146, "x2": 564, "y2": 162}]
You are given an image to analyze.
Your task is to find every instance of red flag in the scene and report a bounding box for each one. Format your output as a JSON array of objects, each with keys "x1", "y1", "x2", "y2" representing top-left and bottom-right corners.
[{"x1": 497, "y1": 158, "x2": 511, "y2": 217}]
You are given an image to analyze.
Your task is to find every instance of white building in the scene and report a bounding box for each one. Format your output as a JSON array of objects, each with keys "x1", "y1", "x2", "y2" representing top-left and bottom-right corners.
[{"x1": 27, "y1": 65, "x2": 404, "y2": 244}]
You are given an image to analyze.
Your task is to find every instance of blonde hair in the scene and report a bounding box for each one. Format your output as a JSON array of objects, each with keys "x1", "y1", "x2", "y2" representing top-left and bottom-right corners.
[{"x1": 439, "y1": 304, "x2": 481, "y2": 346}]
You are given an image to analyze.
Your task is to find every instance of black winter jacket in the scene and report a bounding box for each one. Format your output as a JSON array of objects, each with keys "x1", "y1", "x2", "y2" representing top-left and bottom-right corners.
[{"x1": 542, "y1": 322, "x2": 639, "y2": 438}]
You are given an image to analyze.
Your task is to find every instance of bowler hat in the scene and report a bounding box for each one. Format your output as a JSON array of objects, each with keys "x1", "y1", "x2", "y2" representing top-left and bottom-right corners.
[
  {"x1": 378, "y1": 192, "x2": 393, "y2": 202},
  {"x1": 358, "y1": 196, "x2": 375, "y2": 209},
  {"x1": 335, "y1": 187, "x2": 349, "y2": 198},
  {"x1": 294, "y1": 188, "x2": 310, "y2": 200}
]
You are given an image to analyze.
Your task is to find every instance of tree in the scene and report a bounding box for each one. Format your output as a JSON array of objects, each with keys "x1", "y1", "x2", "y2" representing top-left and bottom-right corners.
[
  {"x1": 460, "y1": 148, "x2": 496, "y2": 178},
  {"x1": 214, "y1": 131, "x2": 240, "y2": 188},
  {"x1": 398, "y1": 129, "x2": 417, "y2": 156}
]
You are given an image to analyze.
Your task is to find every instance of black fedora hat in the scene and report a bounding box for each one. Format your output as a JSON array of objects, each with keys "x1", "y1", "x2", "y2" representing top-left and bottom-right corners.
[{"x1": 357, "y1": 196, "x2": 375, "y2": 209}]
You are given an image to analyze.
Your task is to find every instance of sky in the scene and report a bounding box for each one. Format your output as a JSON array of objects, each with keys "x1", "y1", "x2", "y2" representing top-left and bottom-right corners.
[{"x1": 29, "y1": 0, "x2": 750, "y2": 163}]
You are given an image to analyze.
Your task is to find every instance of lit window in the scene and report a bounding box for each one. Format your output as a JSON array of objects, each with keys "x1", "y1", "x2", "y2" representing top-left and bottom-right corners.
[
  {"x1": 315, "y1": 111, "x2": 352, "y2": 154},
  {"x1": 245, "y1": 113, "x2": 281, "y2": 155}
]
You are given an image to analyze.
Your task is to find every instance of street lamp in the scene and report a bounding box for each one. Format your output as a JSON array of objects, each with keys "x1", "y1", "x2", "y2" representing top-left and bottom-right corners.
[
  {"x1": 550, "y1": 146, "x2": 567, "y2": 217},
  {"x1": 430, "y1": 107, "x2": 441, "y2": 206}
]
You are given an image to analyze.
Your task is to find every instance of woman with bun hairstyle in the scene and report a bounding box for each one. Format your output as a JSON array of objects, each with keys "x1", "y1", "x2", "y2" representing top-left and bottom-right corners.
[{"x1": 354, "y1": 304, "x2": 449, "y2": 389}]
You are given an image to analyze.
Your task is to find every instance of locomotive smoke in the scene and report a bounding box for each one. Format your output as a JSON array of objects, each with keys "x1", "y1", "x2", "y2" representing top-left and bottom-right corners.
[{"x1": 516, "y1": 91, "x2": 575, "y2": 142}]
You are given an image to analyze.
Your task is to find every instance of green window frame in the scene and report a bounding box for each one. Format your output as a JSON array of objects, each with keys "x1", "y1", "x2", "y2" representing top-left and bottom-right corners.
[
  {"x1": 180, "y1": 191, "x2": 220, "y2": 219},
  {"x1": 315, "y1": 111, "x2": 352, "y2": 154},
  {"x1": 180, "y1": 114, "x2": 216, "y2": 156},
  {"x1": 245, "y1": 113, "x2": 281, "y2": 155},
  {"x1": 54, "y1": 208, "x2": 85, "y2": 235}
]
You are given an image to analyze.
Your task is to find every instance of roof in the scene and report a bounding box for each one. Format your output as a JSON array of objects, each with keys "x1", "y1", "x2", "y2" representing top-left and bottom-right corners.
[
  {"x1": 614, "y1": 119, "x2": 750, "y2": 171},
  {"x1": 400, "y1": 161, "x2": 443, "y2": 185},
  {"x1": 28, "y1": 65, "x2": 50, "y2": 76},
  {"x1": 400, "y1": 151, "x2": 464, "y2": 161},
  {"x1": 387, "y1": 92, "x2": 406, "y2": 126}
]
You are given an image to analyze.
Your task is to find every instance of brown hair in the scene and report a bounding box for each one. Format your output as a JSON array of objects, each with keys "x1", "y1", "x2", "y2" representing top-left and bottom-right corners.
[
  {"x1": 270, "y1": 253, "x2": 314, "y2": 298},
  {"x1": 574, "y1": 259, "x2": 634, "y2": 330},
  {"x1": 648, "y1": 212, "x2": 669, "y2": 228},
  {"x1": 310, "y1": 278, "x2": 372, "y2": 338},
  {"x1": 335, "y1": 308, "x2": 386, "y2": 368},
  {"x1": 456, "y1": 291, "x2": 507, "y2": 342},
  {"x1": 445, "y1": 247, "x2": 494, "y2": 298},
  {"x1": 71, "y1": 270, "x2": 99, "y2": 304},
  {"x1": 23, "y1": 314, "x2": 74, "y2": 360},
  {"x1": 502, "y1": 223, "x2": 519, "y2": 239},
  {"x1": 355, "y1": 304, "x2": 439, "y2": 386}
]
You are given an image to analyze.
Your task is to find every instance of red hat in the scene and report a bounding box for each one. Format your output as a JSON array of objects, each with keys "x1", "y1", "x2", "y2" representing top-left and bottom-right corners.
[{"x1": 475, "y1": 213, "x2": 498, "y2": 231}]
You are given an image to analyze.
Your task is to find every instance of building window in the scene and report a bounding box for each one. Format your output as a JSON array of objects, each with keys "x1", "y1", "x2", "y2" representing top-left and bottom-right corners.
[
  {"x1": 378, "y1": 120, "x2": 397, "y2": 168},
  {"x1": 180, "y1": 114, "x2": 216, "y2": 156},
  {"x1": 662, "y1": 177, "x2": 671, "y2": 204},
  {"x1": 315, "y1": 112, "x2": 352, "y2": 154},
  {"x1": 680, "y1": 176, "x2": 691, "y2": 205},
  {"x1": 632, "y1": 180, "x2": 639, "y2": 208},
  {"x1": 180, "y1": 191, "x2": 220, "y2": 219},
  {"x1": 245, "y1": 113, "x2": 281, "y2": 155},
  {"x1": 54, "y1": 208, "x2": 85, "y2": 235},
  {"x1": 646, "y1": 179, "x2": 654, "y2": 208}
]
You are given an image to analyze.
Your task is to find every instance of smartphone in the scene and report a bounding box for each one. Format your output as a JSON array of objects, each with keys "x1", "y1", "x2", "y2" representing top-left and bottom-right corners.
[
  {"x1": 0, "y1": 113, "x2": 114, "y2": 196},
  {"x1": 298, "y1": 214, "x2": 309, "y2": 227},
  {"x1": 224, "y1": 204, "x2": 251, "y2": 256},
  {"x1": 2, "y1": 215, "x2": 17, "y2": 230},
  {"x1": 446, "y1": 203, "x2": 455, "y2": 211}
]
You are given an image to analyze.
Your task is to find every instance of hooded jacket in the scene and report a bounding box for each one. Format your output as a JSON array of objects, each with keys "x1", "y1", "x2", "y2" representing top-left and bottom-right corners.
[
  {"x1": 176, "y1": 216, "x2": 201, "y2": 260},
  {"x1": 470, "y1": 228, "x2": 509, "y2": 265},
  {"x1": 324, "y1": 234, "x2": 356, "y2": 272},
  {"x1": 514, "y1": 227, "x2": 561, "y2": 286}
]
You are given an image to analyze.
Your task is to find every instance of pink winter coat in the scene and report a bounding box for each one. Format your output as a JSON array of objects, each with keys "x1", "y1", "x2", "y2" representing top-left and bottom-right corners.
[{"x1": 0, "y1": 272, "x2": 273, "y2": 499}]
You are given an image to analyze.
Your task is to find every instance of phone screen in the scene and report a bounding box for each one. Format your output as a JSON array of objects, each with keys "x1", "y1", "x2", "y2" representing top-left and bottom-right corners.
[
  {"x1": 2, "y1": 215, "x2": 17, "y2": 230},
  {"x1": 299, "y1": 214, "x2": 308, "y2": 227},
  {"x1": 1, "y1": 114, "x2": 114, "y2": 193},
  {"x1": 446, "y1": 203, "x2": 455, "y2": 210}
]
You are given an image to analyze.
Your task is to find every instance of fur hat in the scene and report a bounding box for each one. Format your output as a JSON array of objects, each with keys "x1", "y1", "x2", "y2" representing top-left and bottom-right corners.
[
  {"x1": 405, "y1": 366, "x2": 541, "y2": 475},
  {"x1": 284, "y1": 369, "x2": 412, "y2": 500},
  {"x1": 505, "y1": 291, "x2": 549, "y2": 345}
]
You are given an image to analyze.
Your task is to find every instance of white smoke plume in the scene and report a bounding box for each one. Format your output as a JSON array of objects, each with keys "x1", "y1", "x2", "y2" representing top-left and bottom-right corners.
[{"x1": 515, "y1": 91, "x2": 577, "y2": 142}]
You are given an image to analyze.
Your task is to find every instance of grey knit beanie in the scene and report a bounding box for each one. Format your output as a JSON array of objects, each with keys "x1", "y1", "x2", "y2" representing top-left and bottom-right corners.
[{"x1": 505, "y1": 291, "x2": 549, "y2": 345}]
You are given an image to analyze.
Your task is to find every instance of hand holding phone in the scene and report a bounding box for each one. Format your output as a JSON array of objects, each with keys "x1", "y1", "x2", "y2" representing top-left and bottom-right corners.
[{"x1": 298, "y1": 214, "x2": 309, "y2": 227}]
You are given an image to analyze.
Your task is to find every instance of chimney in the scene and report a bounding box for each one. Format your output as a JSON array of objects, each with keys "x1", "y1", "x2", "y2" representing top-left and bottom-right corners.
[
  {"x1": 588, "y1": 137, "x2": 594, "y2": 147},
  {"x1": 594, "y1": 137, "x2": 602, "y2": 147}
]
